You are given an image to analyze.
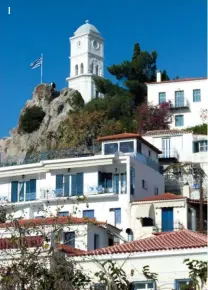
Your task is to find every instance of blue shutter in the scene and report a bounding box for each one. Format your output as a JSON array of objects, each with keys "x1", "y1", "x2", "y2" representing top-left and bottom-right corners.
[
  {"x1": 83, "y1": 210, "x2": 94, "y2": 219},
  {"x1": 121, "y1": 173, "x2": 126, "y2": 193},
  {"x1": 56, "y1": 175, "x2": 63, "y2": 196},
  {"x1": 26, "y1": 180, "x2": 30, "y2": 201},
  {"x1": 113, "y1": 174, "x2": 119, "y2": 194},
  {"x1": 162, "y1": 208, "x2": 173, "y2": 232},
  {"x1": 11, "y1": 181, "x2": 18, "y2": 203},
  {"x1": 30, "y1": 179, "x2": 36, "y2": 200},
  {"x1": 76, "y1": 173, "x2": 83, "y2": 196},
  {"x1": 71, "y1": 175, "x2": 77, "y2": 196},
  {"x1": 115, "y1": 208, "x2": 121, "y2": 224},
  {"x1": 19, "y1": 182, "x2": 24, "y2": 202},
  {"x1": 64, "y1": 175, "x2": 70, "y2": 197}
]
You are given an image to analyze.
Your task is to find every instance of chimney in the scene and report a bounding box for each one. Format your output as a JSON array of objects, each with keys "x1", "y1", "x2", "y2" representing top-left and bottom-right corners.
[
  {"x1": 156, "y1": 70, "x2": 162, "y2": 82},
  {"x1": 182, "y1": 184, "x2": 190, "y2": 198}
]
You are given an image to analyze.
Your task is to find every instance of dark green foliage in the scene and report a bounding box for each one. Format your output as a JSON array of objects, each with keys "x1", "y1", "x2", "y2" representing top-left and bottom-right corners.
[
  {"x1": 142, "y1": 265, "x2": 158, "y2": 281},
  {"x1": 18, "y1": 106, "x2": 45, "y2": 134},
  {"x1": 184, "y1": 259, "x2": 207, "y2": 289},
  {"x1": 67, "y1": 91, "x2": 85, "y2": 111},
  {"x1": 185, "y1": 123, "x2": 207, "y2": 135},
  {"x1": 94, "y1": 43, "x2": 169, "y2": 106}
]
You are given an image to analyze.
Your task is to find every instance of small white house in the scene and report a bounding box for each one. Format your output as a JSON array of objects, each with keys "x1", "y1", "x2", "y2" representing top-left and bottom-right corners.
[
  {"x1": 0, "y1": 133, "x2": 164, "y2": 241},
  {"x1": 66, "y1": 229, "x2": 208, "y2": 290},
  {"x1": 147, "y1": 73, "x2": 208, "y2": 129}
]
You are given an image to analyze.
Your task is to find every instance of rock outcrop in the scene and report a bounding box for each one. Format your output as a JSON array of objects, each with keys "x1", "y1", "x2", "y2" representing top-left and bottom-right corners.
[{"x1": 0, "y1": 84, "x2": 84, "y2": 163}]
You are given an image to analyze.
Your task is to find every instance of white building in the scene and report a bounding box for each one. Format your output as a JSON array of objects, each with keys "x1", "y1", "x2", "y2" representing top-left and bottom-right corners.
[
  {"x1": 147, "y1": 73, "x2": 208, "y2": 129},
  {"x1": 66, "y1": 20, "x2": 104, "y2": 103},
  {"x1": 143, "y1": 129, "x2": 208, "y2": 194},
  {"x1": 65, "y1": 229, "x2": 207, "y2": 290},
  {"x1": 0, "y1": 133, "x2": 164, "y2": 241}
]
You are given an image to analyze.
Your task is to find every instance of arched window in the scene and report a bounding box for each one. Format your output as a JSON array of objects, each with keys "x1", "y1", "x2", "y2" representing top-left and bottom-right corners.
[
  {"x1": 95, "y1": 65, "x2": 99, "y2": 75},
  {"x1": 91, "y1": 63, "x2": 94, "y2": 74},
  {"x1": 75, "y1": 65, "x2": 78, "y2": 75},
  {"x1": 80, "y1": 63, "x2": 84, "y2": 74}
]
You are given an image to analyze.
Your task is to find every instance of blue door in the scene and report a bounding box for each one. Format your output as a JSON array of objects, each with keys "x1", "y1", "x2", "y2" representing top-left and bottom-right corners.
[{"x1": 162, "y1": 208, "x2": 173, "y2": 232}]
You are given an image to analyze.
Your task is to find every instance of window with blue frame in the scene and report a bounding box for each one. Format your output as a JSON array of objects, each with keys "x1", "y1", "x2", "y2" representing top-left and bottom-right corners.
[
  {"x1": 11, "y1": 179, "x2": 36, "y2": 203},
  {"x1": 83, "y1": 209, "x2": 94, "y2": 219},
  {"x1": 114, "y1": 208, "x2": 121, "y2": 224},
  {"x1": 120, "y1": 141, "x2": 134, "y2": 153},
  {"x1": 56, "y1": 173, "x2": 83, "y2": 197},
  {"x1": 130, "y1": 281, "x2": 156, "y2": 289},
  {"x1": 193, "y1": 140, "x2": 208, "y2": 152},
  {"x1": 193, "y1": 89, "x2": 201, "y2": 102},
  {"x1": 63, "y1": 231, "x2": 75, "y2": 247},
  {"x1": 175, "y1": 115, "x2": 184, "y2": 127},
  {"x1": 158, "y1": 92, "x2": 166, "y2": 104},
  {"x1": 98, "y1": 172, "x2": 113, "y2": 192},
  {"x1": 58, "y1": 211, "x2": 69, "y2": 217},
  {"x1": 120, "y1": 173, "x2": 127, "y2": 193},
  {"x1": 104, "y1": 143, "x2": 118, "y2": 154},
  {"x1": 130, "y1": 167, "x2": 135, "y2": 195},
  {"x1": 175, "y1": 91, "x2": 184, "y2": 107},
  {"x1": 175, "y1": 279, "x2": 192, "y2": 290}
]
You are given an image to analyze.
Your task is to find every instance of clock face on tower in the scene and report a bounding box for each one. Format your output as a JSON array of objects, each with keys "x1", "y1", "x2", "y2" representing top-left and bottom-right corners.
[{"x1": 92, "y1": 40, "x2": 100, "y2": 50}]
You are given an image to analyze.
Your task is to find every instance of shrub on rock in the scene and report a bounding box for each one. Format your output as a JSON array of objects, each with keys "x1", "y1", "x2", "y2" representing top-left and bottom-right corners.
[{"x1": 18, "y1": 106, "x2": 45, "y2": 134}]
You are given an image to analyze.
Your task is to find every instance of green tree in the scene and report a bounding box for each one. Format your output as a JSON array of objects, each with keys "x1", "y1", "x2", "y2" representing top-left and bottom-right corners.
[{"x1": 18, "y1": 106, "x2": 45, "y2": 134}]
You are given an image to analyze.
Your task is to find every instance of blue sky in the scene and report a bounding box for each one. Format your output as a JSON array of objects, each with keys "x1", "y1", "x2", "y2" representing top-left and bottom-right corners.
[{"x1": 0, "y1": 0, "x2": 207, "y2": 138}]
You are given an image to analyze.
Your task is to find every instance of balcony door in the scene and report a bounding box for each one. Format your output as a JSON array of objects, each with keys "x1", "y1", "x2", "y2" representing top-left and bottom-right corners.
[
  {"x1": 162, "y1": 138, "x2": 170, "y2": 158},
  {"x1": 175, "y1": 91, "x2": 184, "y2": 107},
  {"x1": 162, "y1": 208, "x2": 173, "y2": 232}
]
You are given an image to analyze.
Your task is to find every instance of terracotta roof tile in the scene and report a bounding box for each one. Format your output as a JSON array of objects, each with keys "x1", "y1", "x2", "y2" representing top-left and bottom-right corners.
[
  {"x1": 74, "y1": 230, "x2": 207, "y2": 256},
  {"x1": 97, "y1": 133, "x2": 162, "y2": 153},
  {"x1": 0, "y1": 236, "x2": 43, "y2": 250},
  {"x1": 56, "y1": 244, "x2": 86, "y2": 255},
  {"x1": 147, "y1": 77, "x2": 207, "y2": 85},
  {"x1": 134, "y1": 192, "x2": 185, "y2": 202},
  {"x1": 0, "y1": 216, "x2": 106, "y2": 229}
]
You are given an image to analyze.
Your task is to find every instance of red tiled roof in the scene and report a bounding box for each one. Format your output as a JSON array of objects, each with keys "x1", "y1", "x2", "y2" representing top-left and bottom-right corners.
[
  {"x1": 97, "y1": 133, "x2": 162, "y2": 154},
  {"x1": 134, "y1": 192, "x2": 185, "y2": 202},
  {"x1": 56, "y1": 243, "x2": 86, "y2": 255},
  {"x1": 0, "y1": 236, "x2": 43, "y2": 250},
  {"x1": 144, "y1": 129, "x2": 191, "y2": 136},
  {"x1": 0, "y1": 216, "x2": 106, "y2": 229},
  {"x1": 147, "y1": 77, "x2": 207, "y2": 85},
  {"x1": 73, "y1": 230, "x2": 207, "y2": 256}
]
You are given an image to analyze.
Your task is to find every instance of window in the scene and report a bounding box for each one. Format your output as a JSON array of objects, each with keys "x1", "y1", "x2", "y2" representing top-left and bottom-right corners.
[
  {"x1": 137, "y1": 140, "x2": 142, "y2": 153},
  {"x1": 75, "y1": 65, "x2": 78, "y2": 75},
  {"x1": 58, "y1": 211, "x2": 69, "y2": 217},
  {"x1": 104, "y1": 143, "x2": 118, "y2": 154},
  {"x1": 95, "y1": 65, "x2": 99, "y2": 75},
  {"x1": 148, "y1": 150, "x2": 151, "y2": 157},
  {"x1": 83, "y1": 210, "x2": 94, "y2": 219},
  {"x1": 56, "y1": 175, "x2": 70, "y2": 197},
  {"x1": 80, "y1": 63, "x2": 84, "y2": 74},
  {"x1": 95, "y1": 90, "x2": 99, "y2": 98},
  {"x1": 175, "y1": 91, "x2": 184, "y2": 107},
  {"x1": 94, "y1": 234, "x2": 99, "y2": 249},
  {"x1": 98, "y1": 172, "x2": 113, "y2": 191},
  {"x1": 110, "y1": 208, "x2": 121, "y2": 224},
  {"x1": 175, "y1": 115, "x2": 184, "y2": 127},
  {"x1": 11, "y1": 179, "x2": 36, "y2": 203},
  {"x1": 120, "y1": 173, "x2": 127, "y2": 193},
  {"x1": 131, "y1": 281, "x2": 155, "y2": 289},
  {"x1": 158, "y1": 92, "x2": 166, "y2": 104},
  {"x1": 56, "y1": 173, "x2": 83, "y2": 197},
  {"x1": 141, "y1": 217, "x2": 154, "y2": 227},
  {"x1": 193, "y1": 89, "x2": 201, "y2": 102},
  {"x1": 120, "y1": 141, "x2": 134, "y2": 153},
  {"x1": 175, "y1": 279, "x2": 192, "y2": 290},
  {"x1": 130, "y1": 167, "x2": 135, "y2": 195},
  {"x1": 154, "y1": 187, "x2": 158, "y2": 195},
  {"x1": 142, "y1": 179, "x2": 148, "y2": 190},
  {"x1": 63, "y1": 231, "x2": 75, "y2": 247},
  {"x1": 193, "y1": 140, "x2": 208, "y2": 152}
]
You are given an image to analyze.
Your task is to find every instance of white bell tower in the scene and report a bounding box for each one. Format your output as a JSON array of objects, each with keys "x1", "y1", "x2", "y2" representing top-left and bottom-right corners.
[{"x1": 66, "y1": 20, "x2": 104, "y2": 103}]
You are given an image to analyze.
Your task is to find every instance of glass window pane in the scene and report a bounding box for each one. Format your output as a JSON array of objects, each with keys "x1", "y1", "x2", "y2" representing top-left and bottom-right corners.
[
  {"x1": 120, "y1": 141, "x2": 134, "y2": 153},
  {"x1": 104, "y1": 143, "x2": 118, "y2": 154},
  {"x1": 64, "y1": 231, "x2": 75, "y2": 247},
  {"x1": 159, "y1": 92, "x2": 166, "y2": 104},
  {"x1": 134, "y1": 283, "x2": 146, "y2": 289},
  {"x1": 175, "y1": 115, "x2": 184, "y2": 127},
  {"x1": 58, "y1": 211, "x2": 69, "y2": 217},
  {"x1": 193, "y1": 89, "x2": 201, "y2": 102}
]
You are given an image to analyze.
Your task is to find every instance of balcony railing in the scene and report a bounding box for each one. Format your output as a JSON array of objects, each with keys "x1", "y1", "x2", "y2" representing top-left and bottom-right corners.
[
  {"x1": 0, "y1": 145, "x2": 101, "y2": 168},
  {"x1": 131, "y1": 153, "x2": 161, "y2": 173},
  {"x1": 159, "y1": 149, "x2": 179, "y2": 160},
  {"x1": 169, "y1": 98, "x2": 190, "y2": 109},
  {"x1": 153, "y1": 222, "x2": 184, "y2": 233}
]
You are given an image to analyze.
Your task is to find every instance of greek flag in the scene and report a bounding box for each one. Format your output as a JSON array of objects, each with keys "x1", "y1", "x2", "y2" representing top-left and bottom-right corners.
[{"x1": 30, "y1": 56, "x2": 42, "y2": 69}]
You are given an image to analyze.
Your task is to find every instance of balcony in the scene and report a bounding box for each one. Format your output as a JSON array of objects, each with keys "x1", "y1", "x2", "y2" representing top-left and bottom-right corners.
[
  {"x1": 153, "y1": 222, "x2": 184, "y2": 233},
  {"x1": 159, "y1": 149, "x2": 179, "y2": 161},
  {"x1": 169, "y1": 98, "x2": 190, "y2": 110},
  {"x1": 131, "y1": 153, "x2": 161, "y2": 173}
]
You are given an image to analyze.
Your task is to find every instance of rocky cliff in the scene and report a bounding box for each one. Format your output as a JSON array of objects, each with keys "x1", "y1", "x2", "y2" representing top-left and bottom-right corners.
[{"x1": 0, "y1": 84, "x2": 84, "y2": 163}]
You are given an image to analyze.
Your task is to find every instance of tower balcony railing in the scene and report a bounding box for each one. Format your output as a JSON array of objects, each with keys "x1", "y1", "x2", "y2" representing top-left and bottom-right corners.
[{"x1": 169, "y1": 98, "x2": 190, "y2": 109}]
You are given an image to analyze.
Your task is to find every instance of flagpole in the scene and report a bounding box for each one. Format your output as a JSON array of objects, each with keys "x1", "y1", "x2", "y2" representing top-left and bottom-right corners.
[{"x1": 41, "y1": 53, "x2": 43, "y2": 83}]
